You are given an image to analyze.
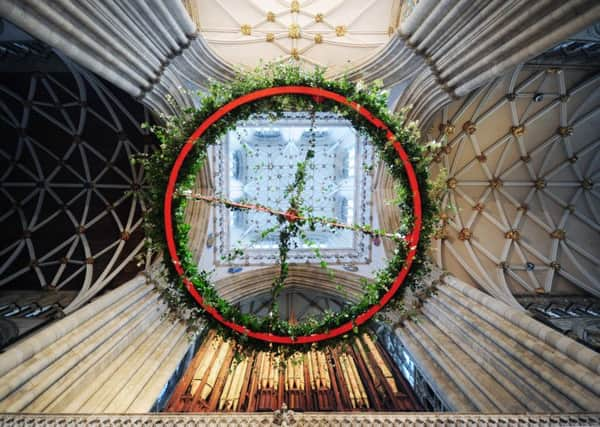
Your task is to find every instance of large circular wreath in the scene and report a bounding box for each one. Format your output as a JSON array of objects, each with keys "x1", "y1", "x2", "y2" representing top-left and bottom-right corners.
[{"x1": 143, "y1": 64, "x2": 436, "y2": 346}]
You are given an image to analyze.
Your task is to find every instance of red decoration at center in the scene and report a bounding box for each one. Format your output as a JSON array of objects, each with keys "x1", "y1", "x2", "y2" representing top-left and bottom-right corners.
[{"x1": 163, "y1": 86, "x2": 422, "y2": 344}]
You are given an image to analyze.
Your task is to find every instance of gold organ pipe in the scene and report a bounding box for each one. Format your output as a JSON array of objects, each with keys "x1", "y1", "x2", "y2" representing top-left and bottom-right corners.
[
  {"x1": 307, "y1": 351, "x2": 316, "y2": 388},
  {"x1": 317, "y1": 351, "x2": 330, "y2": 389},
  {"x1": 218, "y1": 363, "x2": 235, "y2": 410},
  {"x1": 355, "y1": 337, "x2": 378, "y2": 386},
  {"x1": 338, "y1": 354, "x2": 356, "y2": 408},
  {"x1": 230, "y1": 358, "x2": 248, "y2": 410},
  {"x1": 363, "y1": 333, "x2": 398, "y2": 394},
  {"x1": 201, "y1": 340, "x2": 230, "y2": 400},
  {"x1": 347, "y1": 352, "x2": 369, "y2": 408}
]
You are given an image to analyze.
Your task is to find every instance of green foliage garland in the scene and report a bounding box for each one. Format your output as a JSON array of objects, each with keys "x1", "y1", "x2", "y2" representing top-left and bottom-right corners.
[{"x1": 140, "y1": 63, "x2": 438, "y2": 349}]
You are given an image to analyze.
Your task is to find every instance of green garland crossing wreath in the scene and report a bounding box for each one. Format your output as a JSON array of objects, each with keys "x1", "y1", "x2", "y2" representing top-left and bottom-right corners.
[{"x1": 141, "y1": 64, "x2": 437, "y2": 348}]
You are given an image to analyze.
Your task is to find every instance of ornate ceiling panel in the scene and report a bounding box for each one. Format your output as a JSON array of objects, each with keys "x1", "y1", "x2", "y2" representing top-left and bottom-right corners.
[
  {"x1": 185, "y1": 0, "x2": 400, "y2": 74},
  {"x1": 428, "y1": 65, "x2": 600, "y2": 305},
  {"x1": 212, "y1": 115, "x2": 373, "y2": 267}
]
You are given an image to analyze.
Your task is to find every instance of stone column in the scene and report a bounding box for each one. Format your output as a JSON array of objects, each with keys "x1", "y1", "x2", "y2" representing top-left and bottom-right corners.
[
  {"x1": 0, "y1": 0, "x2": 234, "y2": 115},
  {"x1": 382, "y1": 275, "x2": 600, "y2": 412},
  {"x1": 0, "y1": 275, "x2": 193, "y2": 413}
]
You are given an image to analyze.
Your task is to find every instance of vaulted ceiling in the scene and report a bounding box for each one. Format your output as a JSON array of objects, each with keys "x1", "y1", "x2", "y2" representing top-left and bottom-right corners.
[
  {"x1": 429, "y1": 65, "x2": 600, "y2": 305},
  {"x1": 184, "y1": 0, "x2": 401, "y2": 75}
]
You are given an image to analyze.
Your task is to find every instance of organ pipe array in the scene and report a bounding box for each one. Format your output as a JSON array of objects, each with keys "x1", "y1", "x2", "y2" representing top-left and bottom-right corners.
[{"x1": 166, "y1": 331, "x2": 420, "y2": 412}]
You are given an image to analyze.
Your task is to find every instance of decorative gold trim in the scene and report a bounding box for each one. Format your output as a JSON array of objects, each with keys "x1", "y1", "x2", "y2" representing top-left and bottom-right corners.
[
  {"x1": 291, "y1": 0, "x2": 300, "y2": 13},
  {"x1": 315, "y1": 13, "x2": 324, "y2": 23},
  {"x1": 266, "y1": 33, "x2": 275, "y2": 42},
  {"x1": 314, "y1": 33, "x2": 323, "y2": 44},
  {"x1": 291, "y1": 48, "x2": 300, "y2": 60},
  {"x1": 266, "y1": 11, "x2": 276, "y2": 22}
]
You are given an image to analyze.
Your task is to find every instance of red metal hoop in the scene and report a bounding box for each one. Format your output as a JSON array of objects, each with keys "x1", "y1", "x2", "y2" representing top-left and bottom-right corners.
[{"x1": 164, "y1": 86, "x2": 422, "y2": 344}]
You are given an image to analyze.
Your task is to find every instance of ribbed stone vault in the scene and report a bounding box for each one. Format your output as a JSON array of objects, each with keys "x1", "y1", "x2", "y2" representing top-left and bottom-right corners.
[
  {"x1": 428, "y1": 65, "x2": 600, "y2": 305},
  {"x1": 0, "y1": 43, "x2": 152, "y2": 314}
]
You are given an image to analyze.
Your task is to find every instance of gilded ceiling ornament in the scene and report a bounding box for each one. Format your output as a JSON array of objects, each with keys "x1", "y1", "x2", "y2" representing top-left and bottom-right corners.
[
  {"x1": 550, "y1": 229, "x2": 566, "y2": 240},
  {"x1": 520, "y1": 154, "x2": 531, "y2": 163},
  {"x1": 473, "y1": 202, "x2": 485, "y2": 212},
  {"x1": 558, "y1": 126, "x2": 573, "y2": 136},
  {"x1": 315, "y1": 13, "x2": 324, "y2": 23},
  {"x1": 462, "y1": 120, "x2": 476, "y2": 134},
  {"x1": 446, "y1": 177, "x2": 457, "y2": 189},
  {"x1": 489, "y1": 177, "x2": 502, "y2": 189},
  {"x1": 534, "y1": 178, "x2": 546, "y2": 190},
  {"x1": 434, "y1": 225, "x2": 448, "y2": 240},
  {"x1": 267, "y1": 11, "x2": 276, "y2": 22},
  {"x1": 241, "y1": 24, "x2": 252, "y2": 36},
  {"x1": 568, "y1": 155, "x2": 578, "y2": 163},
  {"x1": 475, "y1": 153, "x2": 486, "y2": 162},
  {"x1": 458, "y1": 227, "x2": 472, "y2": 241},
  {"x1": 291, "y1": 48, "x2": 299, "y2": 59},
  {"x1": 85, "y1": 257, "x2": 94, "y2": 264},
  {"x1": 335, "y1": 25, "x2": 347, "y2": 37},
  {"x1": 266, "y1": 33, "x2": 275, "y2": 42},
  {"x1": 291, "y1": 0, "x2": 300, "y2": 13},
  {"x1": 504, "y1": 230, "x2": 520, "y2": 241},
  {"x1": 511, "y1": 125, "x2": 525, "y2": 137},
  {"x1": 582, "y1": 177, "x2": 593, "y2": 190},
  {"x1": 289, "y1": 24, "x2": 301, "y2": 39},
  {"x1": 439, "y1": 121, "x2": 455, "y2": 136},
  {"x1": 314, "y1": 34, "x2": 323, "y2": 44},
  {"x1": 550, "y1": 261, "x2": 561, "y2": 271},
  {"x1": 505, "y1": 93, "x2": 516, "y2": 101},
  {"x1": 388, "y1": 26, "x2": 395, "y2": 35}
]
